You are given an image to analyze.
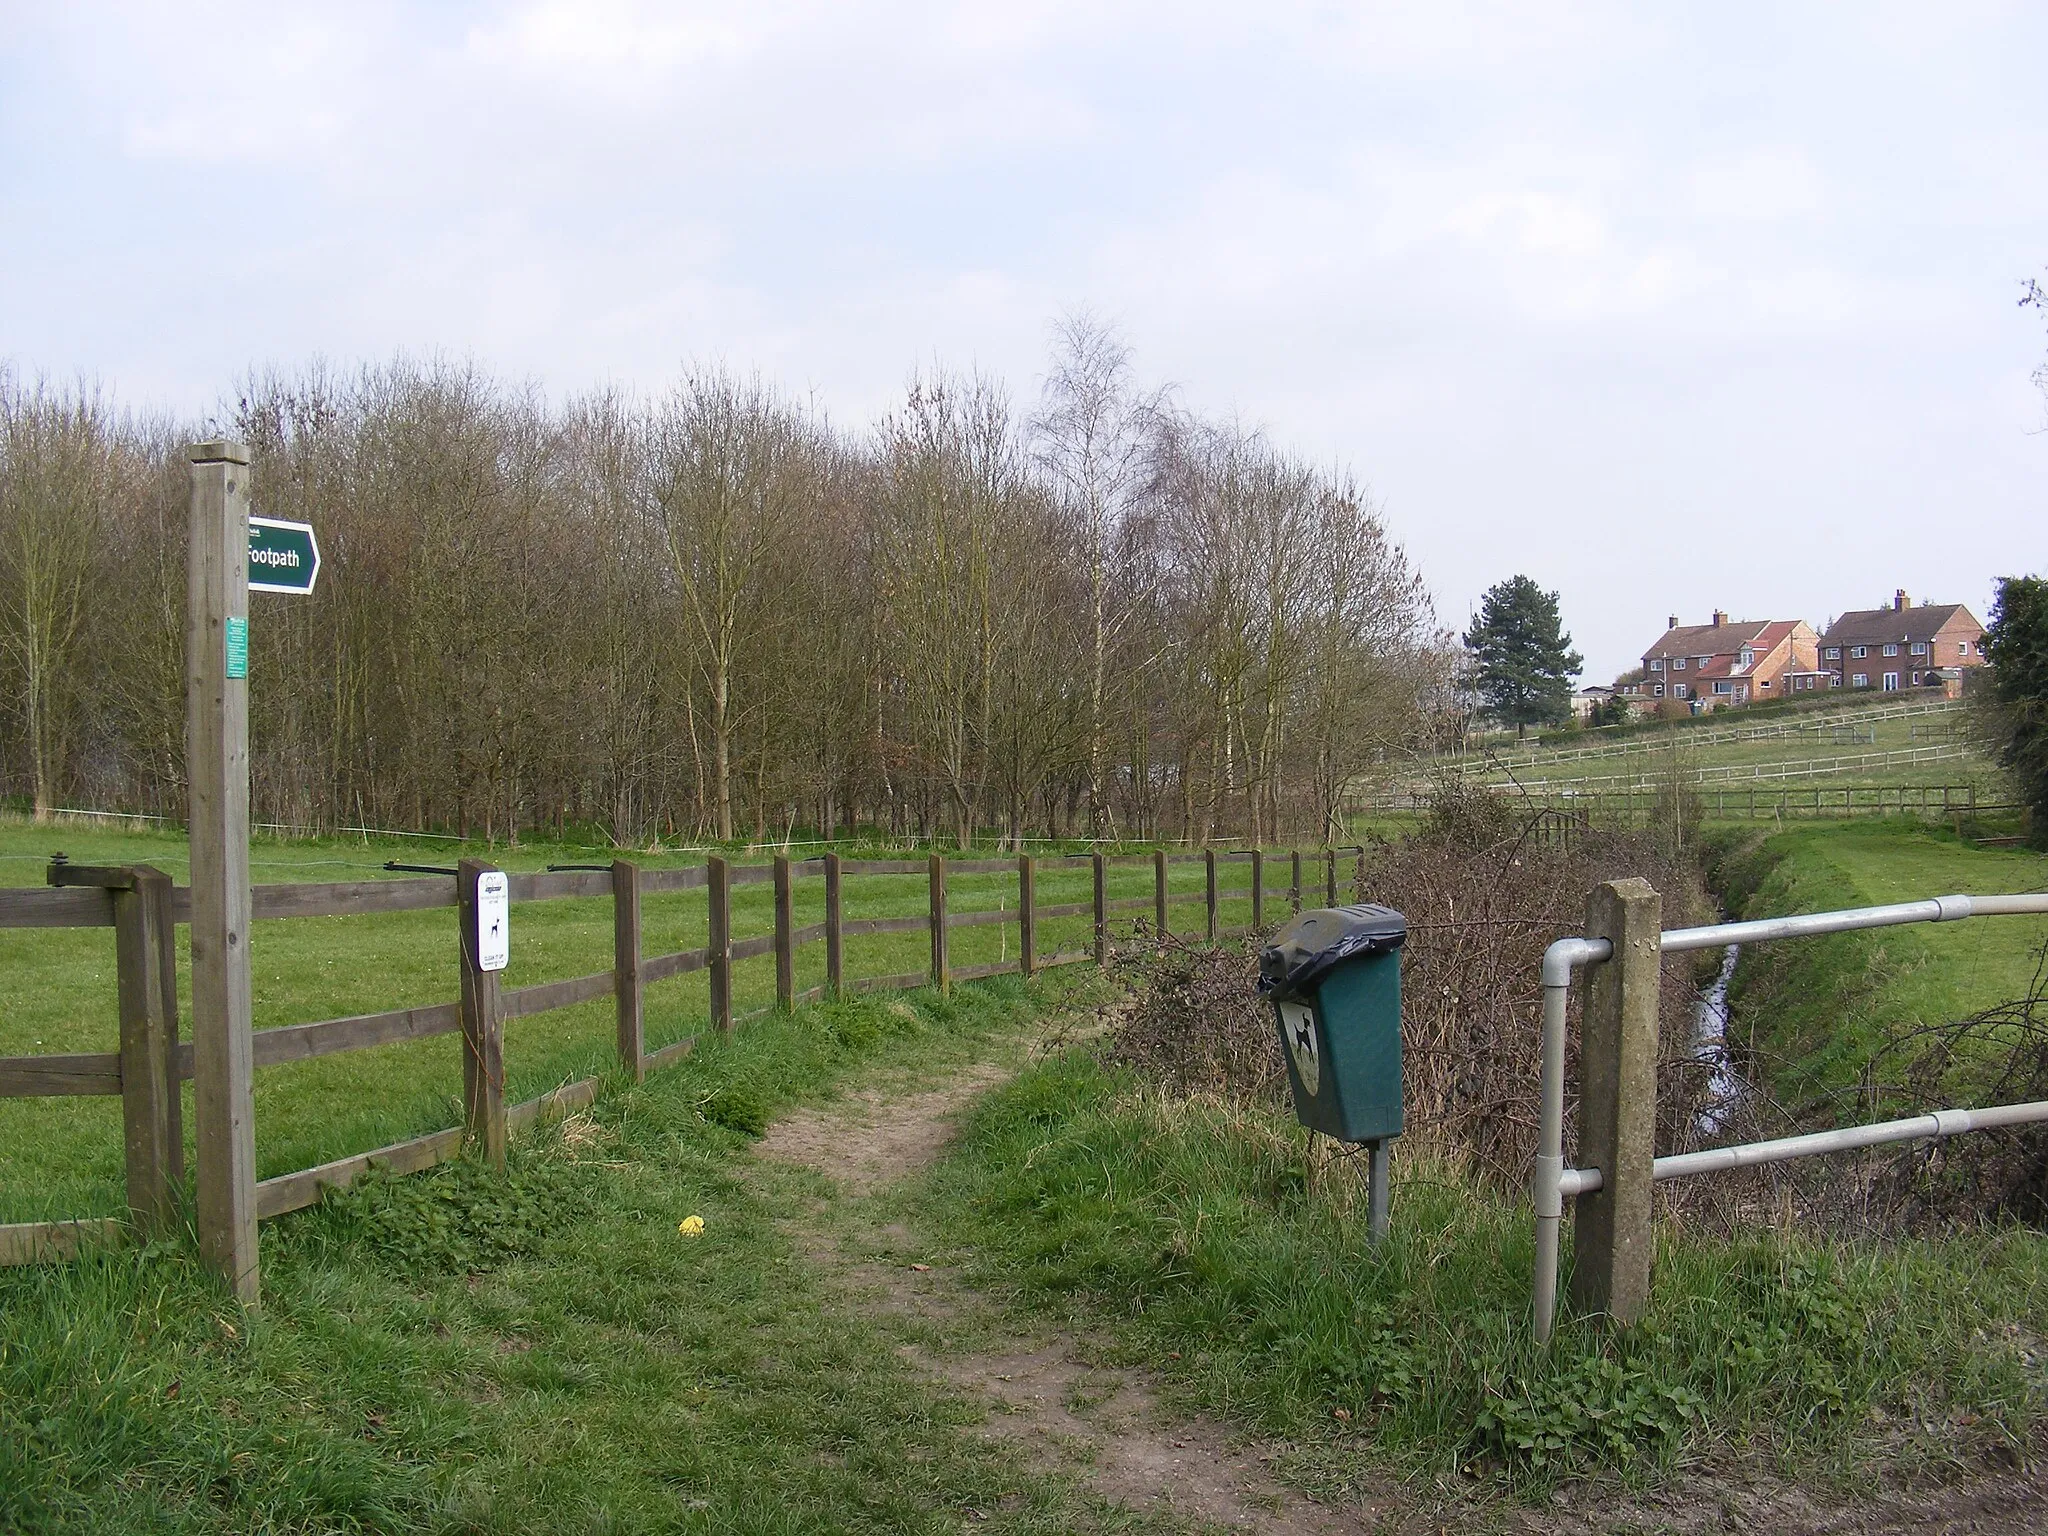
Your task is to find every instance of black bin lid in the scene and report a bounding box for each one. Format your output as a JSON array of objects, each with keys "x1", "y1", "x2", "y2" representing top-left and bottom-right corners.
[{"x1": 1257, "y1": 904, "x2": 1407, "y2": 999}]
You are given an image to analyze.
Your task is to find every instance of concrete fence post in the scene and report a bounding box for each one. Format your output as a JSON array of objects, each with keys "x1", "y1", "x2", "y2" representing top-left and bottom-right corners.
[{"x1": 1570, "y1": 877, "x2": 1663, "y2": 1325}]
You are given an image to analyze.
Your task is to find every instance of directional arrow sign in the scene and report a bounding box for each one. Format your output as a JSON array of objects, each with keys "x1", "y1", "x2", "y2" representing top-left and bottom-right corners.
[{"x1": 247, "y1": 517, "x2": 320, "y2": 595}]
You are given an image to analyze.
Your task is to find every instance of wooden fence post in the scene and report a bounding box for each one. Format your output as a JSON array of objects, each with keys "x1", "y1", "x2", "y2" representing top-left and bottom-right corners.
[
  {"x1": 1250, "y1": 849, "x2": 1264, "y2": 933},
  {"x1": 1091, "y1": 853, "x2": 1108, "y2": 964},
  {"x1": 1355, "y1": 844, "x2": 1366, "y2": 899},
  {"x1": 115, "y1": 865, "x2": 181, "y2": 1236},
  {"x1": 929, "y1": 854, "x2": 950, "y2": 995},
  {"x1": 707, "y1": 856, "x2": 733, "y2": 1034},
  {"x1": 1204, "y1": 848, "x2": 1218, "y2": 942},
  {"x1": 1570, "y1": 877, "x2": 1663, "y2": 1326},
  {"x1": 1153, "y1": 848, "x2": 1168, "y2": 941},
  {"x1": 1325, "y1": 847, "x2": 1338, "y2": 906},
  {"x1": 1290, "y1": 849, "x2": 1303, "y2": 913},
  {"x1": 773, "y1": 855, "x2": 795, "y2": 1011},
  {"x1": 612, "y1": 859, "x2": 643, "y2": 1080},
  {"x1": 824, "y1": 851, "x2": 844, "y2": 997},
  {"x1": 1018, "y1": 853, "x2": 1037, "y2": 977},
  {"x1": 457, "y1": 859, "x2": 507, "y2": 1169},
  {"x1": 186, "y1": 440, "x2": 258, "y2": 1304}
]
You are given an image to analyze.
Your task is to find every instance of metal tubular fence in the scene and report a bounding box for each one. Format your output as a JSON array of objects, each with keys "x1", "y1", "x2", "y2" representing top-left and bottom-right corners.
[{"x1": 1533, "y1": 888, "x2": 2048, "y2": 1343}]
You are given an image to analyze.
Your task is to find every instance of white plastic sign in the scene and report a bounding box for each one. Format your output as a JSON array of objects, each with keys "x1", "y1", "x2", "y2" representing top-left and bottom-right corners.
[
  {"x1": 476, "y1": 871, "x2": 510, "y2": 972},
  {"x1": 1278, "y1": 1001, "x2": 1319, "y2": 1096}
]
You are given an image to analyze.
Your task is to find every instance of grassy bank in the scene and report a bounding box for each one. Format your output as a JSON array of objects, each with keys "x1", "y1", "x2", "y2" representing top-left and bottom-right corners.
[
  {"x1": 0, "y1": 817, "x2": 1215, "y2": 1224},
  {"x1": 1, "y1": 973, "x2": 1145, "y2": 1533},
  {"x1": 919, "y1": 1051, "x2": 2048, "y2": 1489},
  {"x1": 1706, "y1": 820, "x2": 2048, "y2": 1106}
]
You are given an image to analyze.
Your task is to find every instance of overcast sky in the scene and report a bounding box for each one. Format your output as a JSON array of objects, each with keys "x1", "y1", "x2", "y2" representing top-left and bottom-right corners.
[{"x1": 3, "y1": 1, "x2": 2044, "y2": 683}]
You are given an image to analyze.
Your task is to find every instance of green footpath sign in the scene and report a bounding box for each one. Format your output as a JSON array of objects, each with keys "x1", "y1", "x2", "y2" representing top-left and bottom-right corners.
[{"x1": 248, "y1": 517, "x2": 320, "y2": 595}]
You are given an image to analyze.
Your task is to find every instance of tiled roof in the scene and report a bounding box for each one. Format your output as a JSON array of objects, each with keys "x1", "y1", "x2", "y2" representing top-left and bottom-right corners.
[
  {"x1": 1642, "y1": 620, "x2": 1771, "y2": 662},
  {"x1": 1821, "y1": 604, "x2": 1978, "y2": 647}
]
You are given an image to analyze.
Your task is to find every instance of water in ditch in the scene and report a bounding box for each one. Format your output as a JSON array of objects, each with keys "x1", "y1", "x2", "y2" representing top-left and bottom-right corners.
[{"x1": 1694, "y1": 943, "x2": 1743, "y2": 1135}]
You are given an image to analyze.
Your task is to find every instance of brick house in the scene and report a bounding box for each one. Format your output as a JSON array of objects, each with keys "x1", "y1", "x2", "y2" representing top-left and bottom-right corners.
[
  {"x1": 1815, "y1": 591, "x2": 1986, "y2": 696},
  {"x1": 1639, "y1": 612, "x2": 1820, "y2": 710}
]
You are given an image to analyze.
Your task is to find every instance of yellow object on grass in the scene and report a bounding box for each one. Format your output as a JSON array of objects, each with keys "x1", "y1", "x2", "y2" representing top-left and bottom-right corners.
[{"x1": 678, "y1": 1215, "x2": 705, "y2": 1237}]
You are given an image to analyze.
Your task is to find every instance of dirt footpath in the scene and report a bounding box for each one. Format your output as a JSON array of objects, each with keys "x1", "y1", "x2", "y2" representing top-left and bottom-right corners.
[{"x1": 755, "y1": 1057, "x2": 2048, "y2": 1536}]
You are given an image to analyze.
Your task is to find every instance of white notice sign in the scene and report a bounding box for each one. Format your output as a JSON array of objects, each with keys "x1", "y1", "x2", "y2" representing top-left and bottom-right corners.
[
  {"x1": 477, "y1": 871, "x2": 510, "y2": 972},
  {"x1": 1278, "y1": 1001, "x2": 1319, "y2": 1097}
]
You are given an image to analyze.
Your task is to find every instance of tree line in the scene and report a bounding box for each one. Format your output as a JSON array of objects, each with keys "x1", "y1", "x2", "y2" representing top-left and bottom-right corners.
[{"x1": 0, "y1": 320, "x2": 1449, "y2": 848}]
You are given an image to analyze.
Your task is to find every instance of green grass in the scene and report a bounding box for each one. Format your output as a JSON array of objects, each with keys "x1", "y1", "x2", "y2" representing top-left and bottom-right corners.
[
  {"x1": 0, "y1": 817, "x2": 1243, "y2": 1225},
  {"x1": 917, "y1": 1051, "x2": 2048, "y2": 1490},
  {"x1": 1706, "y1": 820, "x2": 2048, "y2": 1105},
  {"x1": 1, "y1": 972, "x2": 1194, "y2": 1534}
]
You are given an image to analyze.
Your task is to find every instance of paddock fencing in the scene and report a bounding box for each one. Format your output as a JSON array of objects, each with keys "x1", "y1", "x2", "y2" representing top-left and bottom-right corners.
[{"x1": 0, "y1": 843, "x2": 1365, "y2": 1267}]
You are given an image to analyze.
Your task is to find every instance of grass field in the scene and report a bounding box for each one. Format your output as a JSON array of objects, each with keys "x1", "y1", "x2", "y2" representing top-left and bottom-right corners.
[
  {"x1": 1434, "y1": 697, "x2": 2006, "y2": 803},
  {"x1": 2, "y1": 973, "x2": 1191, "y2": 1533},
  {"x1": 0, "y1": 816, "x2": 1256, "y2": 1226},
  {"x1": 920, "y1": 1052, "x2": 2048, "y2": 1487},
  {"x1": 1707, "y1": 820, "x2": 2048, "y2": 1106}
]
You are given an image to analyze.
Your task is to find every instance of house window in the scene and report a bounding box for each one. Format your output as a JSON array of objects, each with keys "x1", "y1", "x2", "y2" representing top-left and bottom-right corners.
[
  {"x1": 1959, "y1": 642, "x2": 1970, "y2": 656},
  {"x1": 1713, "y1": 681, "x2": 1732, "y2": 694},
  {"x1": 1738, "y1": 650, "x2": 1754, "y2": 667},
  {"x1": 1649, "y1": 658, "x2": 1663, "y2": 672},
  {"x1": 1653, "y1": 683, "x2": 1664, "y2": 698},
  {"x1": 1883, "y1": 643, "x2": 1899, "y2": 657},
  {"x1": 1824, "y1": 647, "x2": 1840, "y2": 660},
  {"x1": 1673, "y1": 684, "x2": 1689, "y2": 699},
  {"x1": 1851, "y1": 673, "x2": 1869, "y2": 687},
  {"x1": 1850, "y1": 646, "x2": 1867, "y2": 659},
  {"x1": 1672, "y1": 657, "x2": 1685, "y2": 671},
  {"x1": 1910, "y1": 642, "x2": 1927, "y2": 655},
  {"x1": 1759, "y1": 678, "x2": 1772, "y2": 688},
  {"x1": 1883, "y1": 672, "x2": 1900, "y2": 691}
]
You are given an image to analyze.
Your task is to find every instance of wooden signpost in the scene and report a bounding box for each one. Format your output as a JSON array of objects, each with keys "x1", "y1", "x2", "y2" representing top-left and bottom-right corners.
[{"x1": 186, "y1": 442, "x2": 321, "y2": 1305}]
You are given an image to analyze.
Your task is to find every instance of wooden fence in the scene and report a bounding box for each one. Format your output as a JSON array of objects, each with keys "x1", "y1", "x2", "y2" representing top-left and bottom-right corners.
[
  {"x1": 0, "y1": 844, "x2": 1365, "y2": 1267},
  {"x1": 1347, "y1": 782, "x2": 1999, "y2": 824}
]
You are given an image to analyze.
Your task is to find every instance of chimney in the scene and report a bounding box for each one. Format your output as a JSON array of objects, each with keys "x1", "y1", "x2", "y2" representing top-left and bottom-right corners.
[
  {"x1": 1894, "y1": 589, "x2": 1908, "y2": 612},
  {"x1": 1667, "y1": 614, "x2": 1679, "y2": 629},
  {"x1": 1712, "y1": 610, "x2": 1727, "y2": 628}
]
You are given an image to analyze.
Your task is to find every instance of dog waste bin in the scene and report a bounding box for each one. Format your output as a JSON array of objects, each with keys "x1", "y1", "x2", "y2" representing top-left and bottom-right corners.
[{"x1": 1257, "y1": 904, "x2": 1407, "y2": 1144}]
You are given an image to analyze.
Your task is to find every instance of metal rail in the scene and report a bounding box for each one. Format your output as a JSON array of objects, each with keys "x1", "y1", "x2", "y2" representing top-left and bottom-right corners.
[{"x1": 1534, "y1": 889, "x2": 2048, "y2": 1343}]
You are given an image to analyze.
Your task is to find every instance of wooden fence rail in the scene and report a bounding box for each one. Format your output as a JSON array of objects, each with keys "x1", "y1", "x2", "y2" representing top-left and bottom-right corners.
[{"x1": 1, "y1": 842, "x2": 1369, "y2": 1269}]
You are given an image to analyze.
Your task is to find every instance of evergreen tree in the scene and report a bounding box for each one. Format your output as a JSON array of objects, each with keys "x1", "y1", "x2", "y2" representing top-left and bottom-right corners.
[
  {"x1": 1462, "y1": 575, "x2": 1583, "y2": 738},
  {"x1": 1981, "y1": 574, "x2": 2048, "y2": 847}
]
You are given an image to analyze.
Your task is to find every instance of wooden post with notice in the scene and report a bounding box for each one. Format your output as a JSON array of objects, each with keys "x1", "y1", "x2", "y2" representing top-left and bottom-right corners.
[
  {"x1": 1204, "y1": 849, "x2": 1218, "y2": 941},
  {"x1": 1570, "y1": 877, "x2": 1663, "y2": 1326},
  {"x1": 1018, "y1": 853, "x2": 1037, "y2": 977},
  {"x1": 928, "y1": 854, "x2": 951, "y2": 995},
  {"x1": 1153, "y1": 849, "x2": 1169, "y2": 942},
  {"x1": 103, "y1": 864, "x2": 181, "y2": 1235},
  {"x1": 707, "y1": 856, "x2": 733, "y2": 1033},
  {"x1": 1250, "y1": 850, "x2": 1264, "y2": 934},
  {"x1": 612, "y1": 859, "x2": 643, "y2": 1080},
  {"x1": 824, "y1": 852, "x2": 844, "y2": 997},
  {"x1": 1091, "y1": 853, "x2": 1108, "y2": 964},
  {"x1": 773, "y1": 855, "x2": 795, "y2": 1011},
  {"x1": 457, "y1": 859, "x2": 506, "y2": 1169},
  {"x1": 186, "y1": 440, "x2": 259, "y2": 1304}
]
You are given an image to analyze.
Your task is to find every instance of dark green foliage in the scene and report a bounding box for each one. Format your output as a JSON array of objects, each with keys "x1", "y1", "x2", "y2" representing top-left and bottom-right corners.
[
  {"x1": 1981, "y1": 573, "x2": 2048, "y2": 845},
  {"x1": 699, "y1": 1083, "x2": 771, "y2": 1136},
  {"x1": 300, "y1": 1153, "x2": 599, "y2": 1274},
  {"x1": 1462, "y1": 576, "x2": 1583, "y2": 738}
]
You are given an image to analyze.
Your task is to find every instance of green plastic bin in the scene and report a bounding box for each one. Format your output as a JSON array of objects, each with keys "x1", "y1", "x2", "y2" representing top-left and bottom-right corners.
[{"x1": 1258, "y1": 904, "x2": 1407, "y2": 1143}]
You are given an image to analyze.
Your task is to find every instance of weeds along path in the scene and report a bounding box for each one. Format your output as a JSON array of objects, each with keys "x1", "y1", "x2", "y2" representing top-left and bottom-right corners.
[{"x1": 753, "y1": 1050, "x2": 1395, "y2": 1535}]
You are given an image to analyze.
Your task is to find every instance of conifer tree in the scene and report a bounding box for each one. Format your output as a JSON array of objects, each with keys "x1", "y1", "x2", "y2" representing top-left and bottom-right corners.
[{"x1": 1462, "y1": 575, "x2": 1582, "y2": 738}]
